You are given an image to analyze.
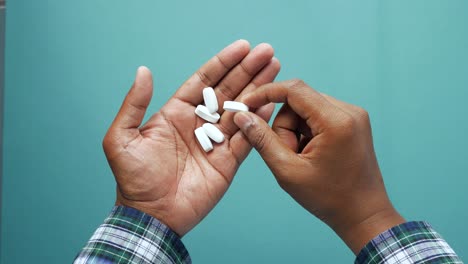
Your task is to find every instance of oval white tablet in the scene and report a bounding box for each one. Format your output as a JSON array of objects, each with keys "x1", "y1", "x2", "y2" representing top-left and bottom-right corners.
[
  {"x1": 203, "y1": 87, "x2": 218, "y2": 113},
  {"x1": 223, "y1": 101, "x2": 249, "y2": 112},
  {"x1": 202, "y1": 123, "x2": 225, "y2": 143},
  {"x1": 195, "y1": 105, "x2": 220, "y2": 123},
  {"x1": 194, "y1": 127, "x2": 213, "y2": 152}
]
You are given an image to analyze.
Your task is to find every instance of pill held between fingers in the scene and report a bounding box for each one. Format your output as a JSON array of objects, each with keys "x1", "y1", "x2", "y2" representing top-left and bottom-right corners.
[
  {"x1": 203, "y1": 87, "x2": 218, "y2": 113},
  {"x1": 195, "y1": 105, "x2": 220, "y2": 123},
  {"x1": 194, "y1": 127, "x2": 213, "y2": 152},
  {"x1": 223, "y1": 101, "x2": 249, "y2": 112},
  {"x1": 202, "y1": 123, "x2": 225, "y2": 143}
]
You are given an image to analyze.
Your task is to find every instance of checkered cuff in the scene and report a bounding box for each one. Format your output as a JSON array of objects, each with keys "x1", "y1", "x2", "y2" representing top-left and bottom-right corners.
[
  {"x1": 355, "y1": 221, "x2": 462, "y2": 263},
  {"x1": 74, "y1": 206, "x2": 191, "y2": 264}
]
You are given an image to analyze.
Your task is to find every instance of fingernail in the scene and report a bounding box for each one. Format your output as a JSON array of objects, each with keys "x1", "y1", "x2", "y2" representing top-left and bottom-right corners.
[
  {"x1": 136, "y1": 66, "x2": 148, "y2": 76},
  {"x1": 233, "y1": 112, "x2": 254, "y2": 130},
  {"x1": 135, "y1": 66, "x2": 143, "y2": 81},
  {"x1": 231, "y1": 39, "x2": 250, "y2": 49},
  {"x1": 134, "y1": 66, "x2": 151, "y2": 86}
]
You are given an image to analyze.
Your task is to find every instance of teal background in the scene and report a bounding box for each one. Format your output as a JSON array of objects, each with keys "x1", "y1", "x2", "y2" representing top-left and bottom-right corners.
[{"x1": 2, "y1": 0, "x2": 467, "y2": 263}]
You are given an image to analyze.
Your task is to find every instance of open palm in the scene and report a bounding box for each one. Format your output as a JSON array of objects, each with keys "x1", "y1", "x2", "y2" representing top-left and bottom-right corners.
[{"x1": 103, "y1": 40, "x2": 280, "y2": 236}]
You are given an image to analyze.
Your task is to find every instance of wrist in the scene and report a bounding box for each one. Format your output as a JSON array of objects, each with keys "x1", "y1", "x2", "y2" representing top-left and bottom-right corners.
[
  {"x1": 115, "y1": 194, "x2": 184, "y2": 237},
  {"x1": 337, "y1": 204, "x2": 405, "y2": 254}
]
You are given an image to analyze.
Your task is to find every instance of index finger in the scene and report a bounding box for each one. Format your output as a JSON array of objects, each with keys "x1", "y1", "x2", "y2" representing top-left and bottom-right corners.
[{"x1": 241, "y1": 79, "x2": 341, "y2": 129}]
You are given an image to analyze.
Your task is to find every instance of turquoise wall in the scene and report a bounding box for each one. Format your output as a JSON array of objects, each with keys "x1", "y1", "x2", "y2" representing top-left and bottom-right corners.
[{"x1": 2, "y1": 1, "x2": 467, "y2": 263}]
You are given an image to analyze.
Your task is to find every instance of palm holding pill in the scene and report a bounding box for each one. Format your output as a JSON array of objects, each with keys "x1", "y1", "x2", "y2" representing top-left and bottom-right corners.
[{"x1": 102, "y1": 40, "x2": 280, "y2": 236}]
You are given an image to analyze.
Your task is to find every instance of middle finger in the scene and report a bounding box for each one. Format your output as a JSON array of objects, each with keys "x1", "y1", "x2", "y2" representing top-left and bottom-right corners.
[{"x1": 213, "y1": 43, "x2": 274, "y2": 115}]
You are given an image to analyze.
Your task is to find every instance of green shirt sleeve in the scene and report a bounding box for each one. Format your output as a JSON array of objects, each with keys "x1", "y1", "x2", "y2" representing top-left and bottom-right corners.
[
  {"x1": 74, "y1": 206, "x2": 191, "y2": 264},
  {"x1": 355, "y1": 221, "x2": 462, "y2": 263}
]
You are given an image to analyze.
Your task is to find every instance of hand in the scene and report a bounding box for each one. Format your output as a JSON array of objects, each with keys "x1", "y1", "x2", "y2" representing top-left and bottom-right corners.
[
  {"x1": 103, "y1": 40, "x2": 280, "y2": 236},
  {"x1": 233, "y1": 80, "x2": 404, "y2": 254}
]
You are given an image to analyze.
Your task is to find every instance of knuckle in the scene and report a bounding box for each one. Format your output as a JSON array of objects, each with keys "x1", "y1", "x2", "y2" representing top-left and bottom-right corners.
[
  {"x1": 102, "y1": 134, "x2": 112, "y2": 153},
  {"x1": 336, "y1": 114, "x2": 357, "y2": 138},
  {"x1": 341, "y1": 114, "x2": 356, "y2": 130},
  {"x1": 354, "y1": 106, "x2": 367, "y2": 115},
  {"x1": 355, "y1": 107, "x2": 370, "y2": 124}
]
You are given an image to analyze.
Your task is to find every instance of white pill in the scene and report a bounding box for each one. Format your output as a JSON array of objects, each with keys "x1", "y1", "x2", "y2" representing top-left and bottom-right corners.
[
  {"x1": 202, "y1": 123, "x2": 225, "y2": 143},
  {"x1": 203, "y1": 87, "x2": 218, "y2": 113},
  {"x1": 195, "y1": 105, "x2": 220, "y2": 123},
  {"x1": 223, "y1": 101, "x2": 249, "y2": 112},
  {"x1": 194, "y1": 127, "x2": 213, "y2": 152}
]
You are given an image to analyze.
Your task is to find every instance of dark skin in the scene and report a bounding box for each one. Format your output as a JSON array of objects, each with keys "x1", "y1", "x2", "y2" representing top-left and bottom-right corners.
[
  {"x1": 103, "y1": 40, "x2": 280, "y2": 236},
  {"x1": 103, "y1": 40, "x2": 404, "y2": 254},
  {"x1": 234, "y1": 80, "x2": 405, "y2": 253}
]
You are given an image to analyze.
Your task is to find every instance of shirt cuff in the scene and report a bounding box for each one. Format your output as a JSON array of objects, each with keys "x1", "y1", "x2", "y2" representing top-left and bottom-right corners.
[
  {"x1": 74, "y1": 206, "x2": 191, "y2": 264},
  {"x1": 355, "y1": 221, "x2": 462, "y2": 264}
]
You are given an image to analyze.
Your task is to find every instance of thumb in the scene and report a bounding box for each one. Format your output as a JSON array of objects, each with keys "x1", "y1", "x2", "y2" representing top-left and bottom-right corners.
[
  {"x1": 234, "y1": 111, "x2": 295, "y2": 171},
  {"x1": 112, "y1": 66, "x2": 153, "y2": 130}
]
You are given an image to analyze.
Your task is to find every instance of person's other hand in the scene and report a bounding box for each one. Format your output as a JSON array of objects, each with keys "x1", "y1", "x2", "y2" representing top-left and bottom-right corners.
[
  {"x1": 233, "y1": 80, "x2": 404, "y2": 254},
  {"x1": 103, "y1": 40, "x2": 280, "y2": 236}
]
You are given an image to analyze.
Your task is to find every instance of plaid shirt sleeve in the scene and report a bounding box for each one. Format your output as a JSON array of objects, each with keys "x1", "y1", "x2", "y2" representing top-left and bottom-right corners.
[
  {"x1": 355, "y1": 221, "x2": 462, "y2": 264},
  {"x1": 74, "y1": 206, "x2": 191, "y2": 264}
]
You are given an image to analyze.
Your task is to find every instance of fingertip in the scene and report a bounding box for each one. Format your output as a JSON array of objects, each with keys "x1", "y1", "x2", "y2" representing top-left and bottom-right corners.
[
  {"x1": 271, "y1": 57, "x2": 281, "y2": 71},
  {"x1": 255, "y1": 42, "x2": 274, "y2": 57},
  {"x1": 256, "y1": 103, "x2": 275, "y2": 122},
  {"x1": 231, "y1": 39, "x2": 251, "y2": 54},
  {"x1": 236, "y1": 39, "x2": 251, "y2": 49},
  {"x1": 239, "y1": 91, "x2": 259, "y2": 109},
  {"x1": 239, "y1": 86, "x2": 268, "y2": 109},
  {"x1": 137, "y1": 65, "x2": 150, "y2": 72},
  {"x1": 239, "y1": 93, "x2": 253, "y2": 106},
  {"x1": 257, "y1": 42, "x2": 273, "y2": 50},
  {"x1": 135, "y1": 66, "x2": 153, "y2": 88},
  {"x1": 233, "y1": 111, "x2": 254, "y2": 131},
  {"x1": 266, "y1": 57, "x2": 281, "y2": 81},
  {"x1": 136, "y1": 66, "x2": 152, "y2": 78},
  {"x1": 234, "y1": 110, "x2": 283, "y2": 160}
]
